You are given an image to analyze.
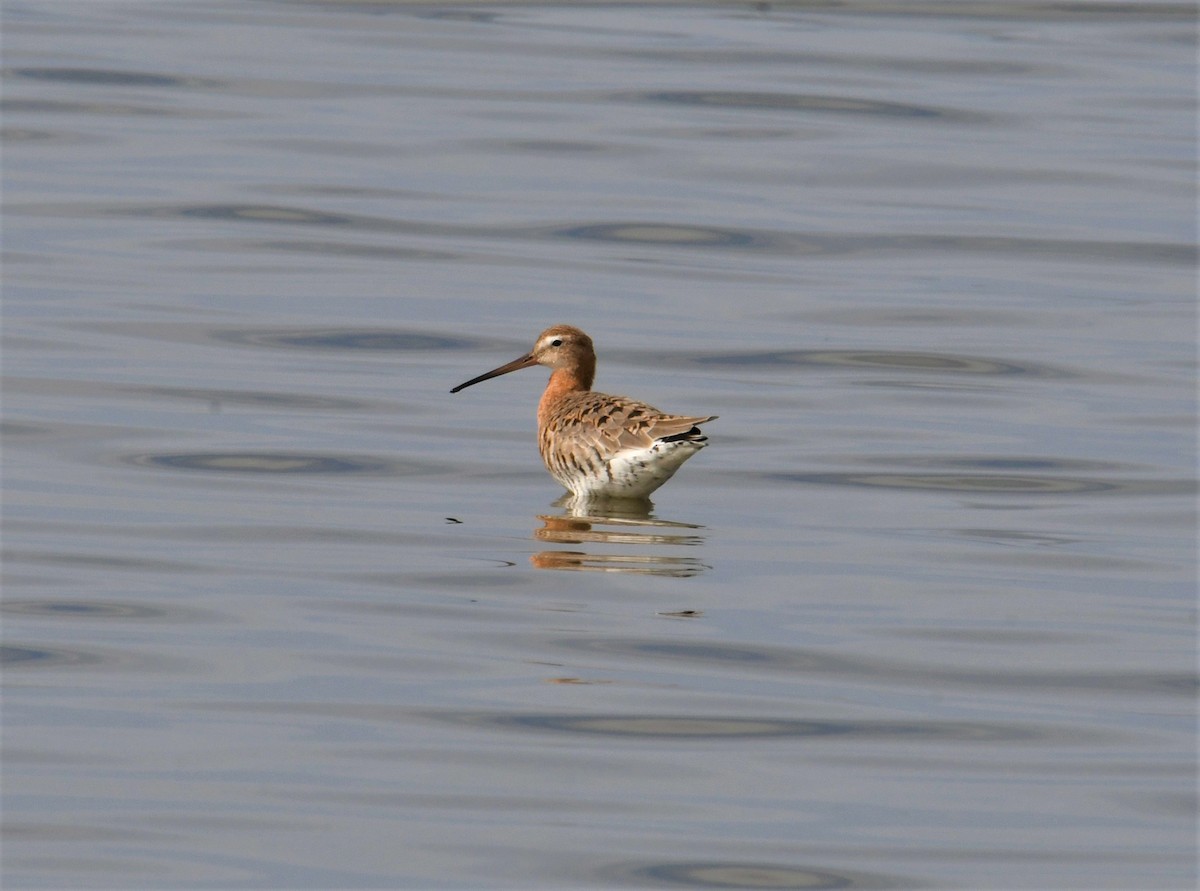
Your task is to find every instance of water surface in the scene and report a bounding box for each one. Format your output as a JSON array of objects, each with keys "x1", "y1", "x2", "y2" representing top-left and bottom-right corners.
[{"x1": 3, "y1": 2, "x2": 1195, "y2": 889}]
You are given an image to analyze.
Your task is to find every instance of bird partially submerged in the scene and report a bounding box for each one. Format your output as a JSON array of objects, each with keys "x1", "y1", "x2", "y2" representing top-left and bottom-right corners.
[{"x1": 451, "y1": 325, "x2": 715, "y2": 499}]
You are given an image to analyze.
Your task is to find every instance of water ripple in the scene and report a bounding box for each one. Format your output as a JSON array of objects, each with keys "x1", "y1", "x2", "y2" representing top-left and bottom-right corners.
[
  {"x1": 0, "y1": 126, "x2": 91, "y2": 145},
  {"x1": 601, "y1": 860, "x2": 909, "y2": 890},
  {"x1": 1, "y1": 600, "x2": 171, "y2": 620},
  {"x1": 615, "y1": 89, "x2": 973, "y2": 122},
  {"x1": 883, "y1": 456, "x2": 1129, "y2": 472},
  {"x1": 5, "y1": 67, "x2": 214, "y2": 89},
  {"x1": 211, "y1": 328, "x2": 479, "y2": 352},
  {"x1": 529, "y1": 551, "x2": 709, "y2": 576},
  {"x1": 563, "y1": 639, "x2": 1195, "y2": 698},
  {"x1": 0, "y1": 644, "x2": 107, "y2": 668},
  {"x1": 3, "y1": 549, "x2": 203, "y2": 574},
  {"x1": 557, "y1": 222, "x2": 771, "y2": 249},
  {"x1": 693, "y1": 349, "x2": 1066, "y2": 377},
  {"x1": 0, "y1": 643, "x2": 184, "y2": 673},
  {"x1": 177, "y1": 203, "x2": 363, "y2": 226},
  {"x1": 825, "y1": 2, "x2": 1193, "y2": 21},
  {"x1": 137, "y1": 385, "x2": 367, "y2": 411},
  {"x1": 13, "y1": 201, "x2": 1191, "y2": 264},
  {"x1": 532, "y1": 509, "x2": 708, "y2": 575},
  {"x1": 0, "y1": 99, "x2": 227, "y2": 119},
  {"x1": 766, "y1": 472, "x2": 1194, "y2": 497},
  {"x1": 120, "y1": 452, "x2": 438, "y2": 476},
  {"x1": 443, "y1": 712, "x2": 1049, "y2": 742},
  {"x1": 182, "y1": 238, "x2": 459, "y2": 260}
]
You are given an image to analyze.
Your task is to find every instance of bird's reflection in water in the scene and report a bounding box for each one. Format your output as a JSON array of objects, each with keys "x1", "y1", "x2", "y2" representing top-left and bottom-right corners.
[{"x1": 531, "y1": 495, "x2": 710, "y2": 576}]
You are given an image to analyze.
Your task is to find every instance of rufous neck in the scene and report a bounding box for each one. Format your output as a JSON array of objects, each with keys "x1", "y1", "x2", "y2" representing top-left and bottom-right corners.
[
  {"x1": 538, "y1": 366, "x2": 593, "y2": 428},
  {"x1": 548, "y1": 362, "x2": 593, "y2": 394}
]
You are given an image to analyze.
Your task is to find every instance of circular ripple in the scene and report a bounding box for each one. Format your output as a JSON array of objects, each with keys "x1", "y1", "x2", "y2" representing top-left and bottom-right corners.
[{"x1": 123, "y1": 452, "x2": 395, "y2": 475}]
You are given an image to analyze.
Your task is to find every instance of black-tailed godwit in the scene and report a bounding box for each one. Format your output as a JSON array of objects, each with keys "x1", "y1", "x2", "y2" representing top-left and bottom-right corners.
[{"x1": 451, "y1": 325, "x2": 716, "y2": 499}]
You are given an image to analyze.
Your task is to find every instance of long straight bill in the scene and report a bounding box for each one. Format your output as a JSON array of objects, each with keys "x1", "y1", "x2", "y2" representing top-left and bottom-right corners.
[{"x1": 450, "y1": 353, "x2": 539, "y2": 393}]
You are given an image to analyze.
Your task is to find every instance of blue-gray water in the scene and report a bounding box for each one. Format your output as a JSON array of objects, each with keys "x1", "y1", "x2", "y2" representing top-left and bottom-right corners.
[{"x1": 2, "y1": 2, "x2": 1196, "y2": 889}]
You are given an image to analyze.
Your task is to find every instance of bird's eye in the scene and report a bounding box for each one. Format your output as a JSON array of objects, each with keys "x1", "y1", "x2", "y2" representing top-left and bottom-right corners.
[{"x1": 550, "y1": 338, "x2": 562, "y2": 347}]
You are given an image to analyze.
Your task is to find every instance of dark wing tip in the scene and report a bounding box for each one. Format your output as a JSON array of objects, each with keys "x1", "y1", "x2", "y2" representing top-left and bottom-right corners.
[{"x1": 659, "y1": 426, "x2": 707, "y2": 444}]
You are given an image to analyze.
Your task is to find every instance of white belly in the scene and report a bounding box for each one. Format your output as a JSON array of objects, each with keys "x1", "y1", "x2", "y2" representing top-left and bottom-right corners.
[{"x1": 554, "y1": 439, "x2": 707, "y2": 499}]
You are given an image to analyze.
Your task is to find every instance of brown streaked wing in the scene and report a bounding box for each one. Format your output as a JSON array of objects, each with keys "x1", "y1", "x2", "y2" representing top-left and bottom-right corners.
[{"x1": 545, "y1": 392, "x2": 714, "y2": 456}]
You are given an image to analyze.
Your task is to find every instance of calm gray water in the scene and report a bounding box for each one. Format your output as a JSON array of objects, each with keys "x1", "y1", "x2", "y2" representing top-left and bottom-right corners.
[{"x1": 2, "y1": 1, "x2": 1196, "y2": 889}]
